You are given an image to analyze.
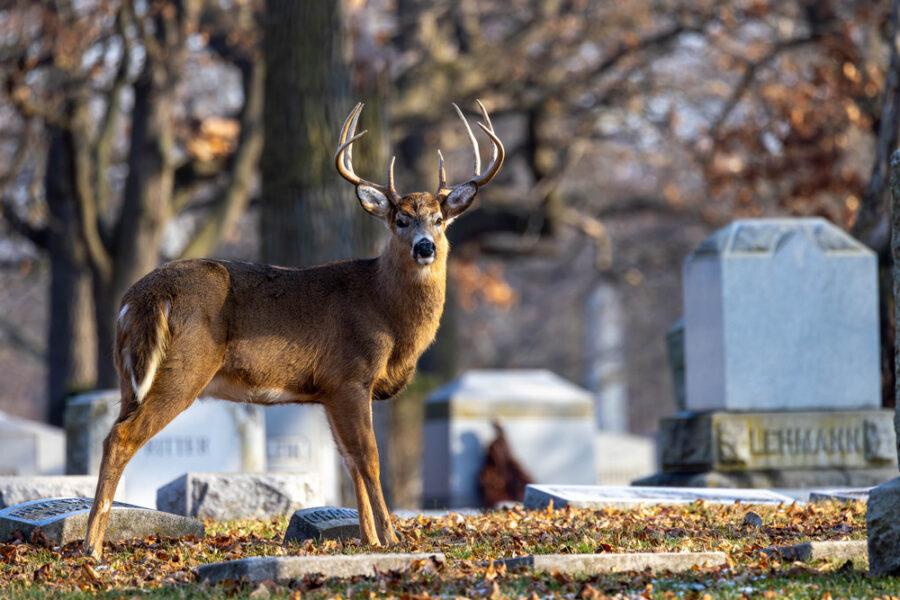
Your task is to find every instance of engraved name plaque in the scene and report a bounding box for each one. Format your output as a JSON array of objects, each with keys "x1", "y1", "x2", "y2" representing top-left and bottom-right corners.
[
  {"x1": 0, "y1": 497, "x2": 204, "y2": 546},
  {"x1": 283, "y1": 506, "x2": 360, "y2": 544}
]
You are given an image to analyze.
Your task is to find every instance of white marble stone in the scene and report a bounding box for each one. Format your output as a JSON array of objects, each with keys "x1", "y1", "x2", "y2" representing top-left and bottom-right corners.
[
  {"x1": 594, "y1": 432, "x2": 656, "y2": 486},
  {"x1": 65, "y1": 391, "x2": 265, "y2": 507},
  {"x1": 0, "y1": 411, "x2": 64, "y2": 476},
  {"x1": 263, "y1": 405, "x2": 342, "y2": 506},
  {"x1": 683, "y1": 218, "x2": 879, "y2": 412},
  {"x1": 423, "y1": 370, "x2": 595, "y2": 508},
  {"x1": 523, "y1": 484, "x2": 798, "y2": 510}
]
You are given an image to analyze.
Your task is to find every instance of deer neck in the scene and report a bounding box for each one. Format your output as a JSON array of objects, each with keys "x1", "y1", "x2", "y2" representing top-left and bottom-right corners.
[{"x1": 375, "y1": 235, "x2": 448, "y2": 328}]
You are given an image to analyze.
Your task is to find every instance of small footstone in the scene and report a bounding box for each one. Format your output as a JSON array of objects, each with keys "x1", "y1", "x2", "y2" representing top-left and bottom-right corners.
[
  {"x1": 762, "y1": 540, "x2": 867, "y2": 563},
  {"x1": 195, "y1": 553, "x2": 445, "y2": 584},
  {"x1": 283, "y1": 506, "x2": 359, "y2": 544},
  {"x1": 495, "y1": 552, "x2": 727, "y2": 574},
  {"x1": 0, "y1": 497, "x2": 204, "y2": 546}
]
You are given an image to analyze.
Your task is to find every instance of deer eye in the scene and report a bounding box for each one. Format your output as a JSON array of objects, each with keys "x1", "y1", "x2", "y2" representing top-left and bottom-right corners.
[
  {"x1": 396, "y1": 216, "x2": 409, "y2": 228},
  {"x1": 435, "y1": 217, "x2": 444, "y2": 226}
]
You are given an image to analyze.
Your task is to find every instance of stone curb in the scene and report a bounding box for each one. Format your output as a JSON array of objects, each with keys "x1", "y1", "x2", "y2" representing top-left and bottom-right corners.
[
  {"x1": 762, "y1": 541, "x2": 867, "y2": 563},
  {"x1": 195, "y1": 553, "x2": 445, "y2": 584},
  {"x1": 492, "y1": 552, "x2": 727, "y2": 574}
]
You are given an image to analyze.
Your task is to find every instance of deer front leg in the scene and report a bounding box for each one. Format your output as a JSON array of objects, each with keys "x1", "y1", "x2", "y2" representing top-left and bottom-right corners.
[{"x1": 325, "y1": 392, "x2": 398, "y2": 546}]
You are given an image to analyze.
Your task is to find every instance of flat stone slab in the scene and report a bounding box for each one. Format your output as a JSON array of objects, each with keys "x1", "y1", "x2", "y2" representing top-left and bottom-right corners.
[
  {"x1": 0, "y1": 476, "x2": 98, "y2": 509},
  {"x1": 495, "y1": 552, "x2": 727, "y2": 574},
  {"x1": 0, "y1": 497, "x2": 204, "y2": 546},
  {"x1": 283, "y1": 506, "x2": 359, "y2": 544},
  {"x1": 762, "y1": 541, "x2": 867, "y2": 563},
  {"x1": 157, "y1": 472, "x2": 321, "y2": 520},
  {"x1": 524, "y1": 484, "x2": 798, "y2": 510},
  {"x1": 195, "y1": 553, "x2": 445, "y2": 584},
  {"x1": 809, "y1": 488, "x2": 871, "y2": 504}
]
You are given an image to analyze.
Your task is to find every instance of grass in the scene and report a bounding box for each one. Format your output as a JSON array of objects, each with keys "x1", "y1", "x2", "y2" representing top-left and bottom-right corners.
[{"x1": 0, "y1": 499, "x2": 893, "y2": 599}]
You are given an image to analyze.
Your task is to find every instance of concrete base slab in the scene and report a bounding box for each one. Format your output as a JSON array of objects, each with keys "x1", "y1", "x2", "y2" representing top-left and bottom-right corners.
[
  {"x1": 495, "y1": 552, "x2": 727, "y2": 574},
  {"x1": 195, "y1": 553, "x2": 445, "y2": 584},
  {"x1": 763, "y1": 541, "x2": 867, "y2": 562}
]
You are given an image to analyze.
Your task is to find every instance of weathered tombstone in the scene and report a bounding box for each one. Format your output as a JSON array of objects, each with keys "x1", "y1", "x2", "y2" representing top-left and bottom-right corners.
[
  {"x1": 423, "y1": 370, "x2": 595, "y2": 508},
  {"x1": 523, "y1": 484, "x2": 797, "y2": 510},
  {"x1": 283, "y1": 506, "x2": 359, "y2": 544},
  {"x1": 157, "y1": 472, "x2": 322, "y2": 520},
  {"x1": 264, "y1": 405, "x2": 342, "y2": 506},
  {"x1": 642, "y1": 219, "x2": 896, "y2": 488},
  {"x1": 0, "y1": 497, "x2": 203, "y2": 546},
  {"x1": 0, "y1": 411, "x2": 64, "y2": 476},
  {"x1": 665, "y1": 319, "x2": 686, "y2": 412},
  {"x1": 65, "y1": 391, "x2": 265, "y2": 507},
  {"x1": 0, "y1": 476, "x2": 98, "y2": 509},
  {"x1": 583, "y1": 283, "x2": 628, "y2": 431}
]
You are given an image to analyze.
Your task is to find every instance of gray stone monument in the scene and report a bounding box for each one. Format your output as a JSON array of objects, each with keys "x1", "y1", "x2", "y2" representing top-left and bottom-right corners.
[
  {"x1": 0, "y1": 497, "x2": 203, "y2": 546},
  {"x1": 65, "y1": 391, "x2": 265, "y2": 507},
  {"x1": 157, "y1": 472, "x2": 322, "y2": 520},
  {"x1": 283, "y1": 506, "x2": 359, "y2": 544},
  {"x1": 0, "y1": 411, "x2": 64, "y2": 476},
  {"x1": 423, "y1": 369, "x2": 595, "y2": 508},
  {"x1": 0, "y1": 476, "x2": 98, "y2": 509},
  {"x1": 640, "y1": 219, "x2": 896, "y2": 488}
]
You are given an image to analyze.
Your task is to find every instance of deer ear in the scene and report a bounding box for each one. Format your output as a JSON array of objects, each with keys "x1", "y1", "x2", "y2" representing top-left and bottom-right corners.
[
  {"x1": 442, "y1": 182, "x2": 478, "y2": 219},
  {"x1": 357, "y1": 185, "x2": 390, "y2": 218}
]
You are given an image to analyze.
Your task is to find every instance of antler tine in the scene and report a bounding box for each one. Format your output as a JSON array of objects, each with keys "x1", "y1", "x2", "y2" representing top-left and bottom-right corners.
[
  {"x1": 334, "y1": 103, "x2": 400, "y2": 200},
  {"x1": 346, "y1": 102, "x2": 364, "y2": 170},
  {"x1": 452, "y1": 102, "x2": 481, "y2": 177},
  {"x1": 472, "y1": 120, "x2": 505, "y2": 187},
  {"x1": 436, "y1": 150, "x2": 447, "y2": 191},
  {"x1": 475, "y1": 99, "x2": 498, "y2": 164}
]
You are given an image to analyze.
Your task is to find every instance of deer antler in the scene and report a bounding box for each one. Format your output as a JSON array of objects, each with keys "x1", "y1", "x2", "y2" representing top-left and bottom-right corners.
[
  {"x1": 334, "y1": 103, "x2": 399, "y2": 202},
  {"x1": 438, "y1": 99, "x2": 505, "y2": 194}
]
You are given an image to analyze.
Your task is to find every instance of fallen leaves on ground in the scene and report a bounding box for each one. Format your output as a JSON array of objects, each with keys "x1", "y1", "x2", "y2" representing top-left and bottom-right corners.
[{"x1": 0, "y1": 499, "x2": 883, "y2": 598}]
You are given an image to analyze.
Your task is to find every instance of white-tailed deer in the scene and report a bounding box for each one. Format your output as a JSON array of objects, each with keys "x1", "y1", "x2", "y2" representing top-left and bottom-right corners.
[{"x1": 82, "y1": 101, "x2": 503, "y2": 558}]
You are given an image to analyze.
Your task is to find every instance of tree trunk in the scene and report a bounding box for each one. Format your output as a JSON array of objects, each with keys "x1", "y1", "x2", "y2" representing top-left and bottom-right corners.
[
  {"x1": 261, "y1": 0, "x2": 382, "y2": 266},
  {"x1": 45, "y1": 128, "x2": 97, "y2": 424}
]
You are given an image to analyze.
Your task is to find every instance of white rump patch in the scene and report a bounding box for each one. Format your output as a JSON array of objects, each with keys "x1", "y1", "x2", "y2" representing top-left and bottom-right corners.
[{"x1": 131, "y1": 304, "x2": 169, "y2": 404}]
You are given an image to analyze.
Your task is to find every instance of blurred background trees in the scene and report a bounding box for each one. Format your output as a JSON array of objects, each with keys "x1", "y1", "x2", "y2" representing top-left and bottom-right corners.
[{"x1": 0, "y1": 0, "x2": 896, "y2": 434}]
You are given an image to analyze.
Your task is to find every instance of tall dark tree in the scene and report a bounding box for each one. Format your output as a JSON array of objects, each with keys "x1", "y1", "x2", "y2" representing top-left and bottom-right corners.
[{"x1": 262, "y1": 0, "x2": 383, "y2": 267}]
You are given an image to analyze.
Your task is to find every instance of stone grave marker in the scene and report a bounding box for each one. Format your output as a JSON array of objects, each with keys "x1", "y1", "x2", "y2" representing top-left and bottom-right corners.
[
  {"x1": 0, "y1": 497, "x2": 204, "y2": 546},
  {"x1": 423, "y1": 370, "x2": 594, "y2": 508},
  {"x1": 66, "y1": 391, "x2": 265, "y2": 507},
  {"x1": 684, "y1": 218, "x2": 879, "y2": 412},
  {"x1": 523, "y1": 484, "x2": 797, "y2": 510},
  {"x1": 496, "y1": 552, "x2": 727, "y2": 574},
  {"x1": 594, "y1": 432, "x2": 656, "y2": 486},
  {"x1": 283, "y1": 506, "x2": 359, "y2": 544},
  {"x1": 157, "y1": 472, "x2": 322, "y2": 520},
  {"x1": 196, "y1": 553, "x2": 445, "y2": 584},
  {"x1": 0, "y1": 411, "x2": 64, "y2": 476},
  {"x1": 809, "y1": 488, "x2": 871, "y2": 504}
]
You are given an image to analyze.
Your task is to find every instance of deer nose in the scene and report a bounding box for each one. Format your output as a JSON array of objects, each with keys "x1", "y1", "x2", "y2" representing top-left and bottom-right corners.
[{"x1": 413, "y1": 238, "x2": 435, "y2": 259}]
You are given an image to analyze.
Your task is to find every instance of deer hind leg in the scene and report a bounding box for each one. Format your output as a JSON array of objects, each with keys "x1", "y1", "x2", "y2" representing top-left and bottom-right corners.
[
  {"x1": 325, "y1": 391, "x2": 398, "y2": 546},
  {"x1": 83, "y1": 344, "x2": 221, "y2": 559}
]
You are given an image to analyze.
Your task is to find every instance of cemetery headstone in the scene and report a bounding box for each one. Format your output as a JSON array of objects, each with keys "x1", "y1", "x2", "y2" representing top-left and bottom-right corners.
[
  {"x1": 65, "y1": 391, "x2": 265, "y2": 507},
  {"x1": 0, "y1": 476, "x2": 97, "y2": 509},
  {"x1": 665, "y1": 319, "x2": 686, "y2": 412},
  {"x1": 423, "y1": 370, "x2": 594, "y2": 508},
  {"x1": 0, "y1": 411, "x2": 64, "y2": 476},
  {"x1": 0, "y1": 497, "x2": 203, "y2": 546},
  {"x1": 523, "y1": 484, "x2": 797, "y2": 510},
  {"x1": 196, "y1": 553, "x2": 445, "y2": 584},
  {"x1": 594, "y1": 432, "x2": 656, "y2": 486},
  {"x1": 644, "y1": 219, "x2": 895, "y2": 489},
  {"x1": 157, "y1": 472, "x2": 322, "y2": 520},
  {"x1": 264, "y1": 404, "x2": 342, "y2": 506},
  {"x1": 283, "y1": 506, "x2": 359, "y2": 544},
  {"x1": 495, "y1": 552, "x2": 727, "y2": 574}
]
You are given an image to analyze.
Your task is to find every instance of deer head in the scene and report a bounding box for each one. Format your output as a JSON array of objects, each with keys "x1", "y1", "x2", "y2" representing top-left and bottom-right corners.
[{"x1": 334, "y1": 101, "x2": 504, "y2": 266}]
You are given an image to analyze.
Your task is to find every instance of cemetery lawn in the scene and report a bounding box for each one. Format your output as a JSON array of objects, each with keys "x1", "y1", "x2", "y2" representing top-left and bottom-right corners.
[{"x1": 1, "y1": 500, "x2": 896, "y2": 599}]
